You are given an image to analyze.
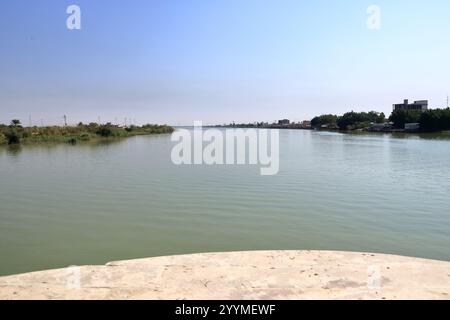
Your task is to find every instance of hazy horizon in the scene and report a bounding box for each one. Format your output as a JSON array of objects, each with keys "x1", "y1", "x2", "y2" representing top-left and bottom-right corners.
[{"x1": 1, "y1": 0, "x2": 450, "y2": 126}]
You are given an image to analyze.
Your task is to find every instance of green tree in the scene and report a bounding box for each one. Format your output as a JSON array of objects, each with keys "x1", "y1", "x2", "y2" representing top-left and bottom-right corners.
[
  {"x1": 5, "y1": 129, "x2": 21, "y2": 144},
  {"x1": 336, "y1": 111, "x2": 384, "y2": 130},
  {"x1": 389, "y1": 109, "x2": 422, "y2": 129},
  {"x1": 376, "y1": 112, "x2": 386, "y2": 123},
  {"x1": 419, "y1": 108, "x2": 450, "y2": 132},
  {"x1": 96, "y1": 126, "x2": 114, "y2": 137},
  {"x1": 0, "y1": 133, "x2": 7, "y2": 145},
  {"x1": 311, "y1": 114, "x2": 338, "y2": 127},
  {"x1": 10, "y1": 119, "x2": 21, "y2": 127}
]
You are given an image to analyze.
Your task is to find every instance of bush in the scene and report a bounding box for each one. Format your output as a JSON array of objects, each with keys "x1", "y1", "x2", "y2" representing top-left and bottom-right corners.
[
  {"x1": 6, "y1": 130, "x2": 21, "y2": 144},
  {"x1": 0, "y1": 133, "x2": 7, "y2": 145},
  {"x1": 0, "y1": 120, "x2": 174, "y2": 145},
  {"x1": 79, "y1": 133, "x2": 91, "y2": 141},
  {"x1": 97, "y1": 126, "x2": 114, "y2": 137}
]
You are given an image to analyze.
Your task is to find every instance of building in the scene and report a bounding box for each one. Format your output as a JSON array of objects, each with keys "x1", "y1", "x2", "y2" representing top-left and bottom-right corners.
[
  {"x1": 278, "y1": 119, "x2": 290, "y2": 126},
  {"x1": 301, "y1": 120, "x2": 311, "y2": 129},
  {"x1": 393, "y1": 99, "x2": 428, "y2": 111},
  {"x1": 405, "y1": 123, "x2": 420, "y2": 131},
  {"x1": 369, "y1": 122, "x2": 393, "y2": 132}
]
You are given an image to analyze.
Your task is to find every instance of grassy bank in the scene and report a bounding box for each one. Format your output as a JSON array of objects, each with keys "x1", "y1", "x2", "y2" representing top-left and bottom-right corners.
[{"x1": 0, "y1": 122, "x2": 174, "y2": 146}]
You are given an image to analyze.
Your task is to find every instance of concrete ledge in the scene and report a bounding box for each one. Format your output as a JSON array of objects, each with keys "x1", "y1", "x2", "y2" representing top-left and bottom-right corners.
[{"x1": 1, "y1": 251, "x2": 449, "y2": 300}]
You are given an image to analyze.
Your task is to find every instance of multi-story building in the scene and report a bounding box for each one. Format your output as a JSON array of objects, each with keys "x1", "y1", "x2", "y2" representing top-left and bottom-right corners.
[
  {"x1": 393, "y1": 99, "x2": 428, "y2": 111},
  {"x1": 278, "y1": 119, "x2": 290, "y2": 126}
]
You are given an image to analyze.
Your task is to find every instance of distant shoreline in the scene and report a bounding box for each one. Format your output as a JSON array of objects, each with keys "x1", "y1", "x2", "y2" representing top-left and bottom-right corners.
[
  {"x1": 215, "y1": 125, "x2": 450, "y2": 135},
  {"x1": 0, "y1": 123, "x2": 174, "y2": 146}
]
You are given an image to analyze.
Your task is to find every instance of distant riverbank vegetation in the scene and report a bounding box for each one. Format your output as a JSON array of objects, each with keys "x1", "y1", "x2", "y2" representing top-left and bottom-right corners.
[
  {"x1": 311, "y1": 108, "x2": 450, "y2": 133},
  {"x1": 389, "y1": 108, "x2": 450, "y2": 131},
  {"x1": 0, "y1": 121, "x2": 174, "y2": 145},
  {"x1": 311, "y1": 111, "x2": 386, "y2": 130}
]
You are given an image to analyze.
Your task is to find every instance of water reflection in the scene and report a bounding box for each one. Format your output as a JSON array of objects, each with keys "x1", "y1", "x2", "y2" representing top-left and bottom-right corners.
[
  {"x1": 332, "y1": 130, "x2": 450, "y2": 141},
  {"x1": 5, "y1": 144, "x2": 22, "y2": 157}
]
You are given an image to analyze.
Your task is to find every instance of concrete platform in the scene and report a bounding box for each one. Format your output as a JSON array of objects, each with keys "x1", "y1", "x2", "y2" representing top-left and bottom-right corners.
[{"x1": 1, "y1": 251, "x2": 449, "y2": 300}]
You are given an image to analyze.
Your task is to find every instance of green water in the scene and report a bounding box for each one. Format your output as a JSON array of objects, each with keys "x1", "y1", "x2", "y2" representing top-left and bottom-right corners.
[{"x1": 0, "y1": 130, "x2": 449, "y2": 276}]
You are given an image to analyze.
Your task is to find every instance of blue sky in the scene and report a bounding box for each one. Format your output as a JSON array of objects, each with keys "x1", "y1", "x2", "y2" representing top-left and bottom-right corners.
[{"x1": 1, "y1": 0, "x2": 449, "y2": 125}]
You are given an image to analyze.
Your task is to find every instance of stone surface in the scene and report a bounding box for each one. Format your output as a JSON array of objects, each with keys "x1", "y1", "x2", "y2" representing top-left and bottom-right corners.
[{"x1": 1, "y1": 251, "x2": 449, "y2": 300}]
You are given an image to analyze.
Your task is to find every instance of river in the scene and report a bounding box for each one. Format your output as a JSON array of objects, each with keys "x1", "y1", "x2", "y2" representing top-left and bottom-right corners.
[{"x1": 0, "y1": 129, "x2": 449, "y2": 276}]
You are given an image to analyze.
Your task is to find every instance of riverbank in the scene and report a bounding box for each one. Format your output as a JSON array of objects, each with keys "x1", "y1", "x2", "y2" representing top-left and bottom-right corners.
[
  {"x1": 217, "y1": 125, "x2": 450, "y2": 138},
  {"x1": 0, "y1": 123, "x2": 174, "y2": 146},
  {"x1": 1, "y1": 251, "x2": 449, "y2": 300}
]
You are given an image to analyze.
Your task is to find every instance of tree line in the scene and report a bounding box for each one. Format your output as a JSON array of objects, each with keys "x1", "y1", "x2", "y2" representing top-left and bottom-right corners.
[
  {"x1": 311, "y1": 108, "x2": 450, "y2": 132},
  {"x1": 311, "y1": 111, "x2": 385, "y2": 130},
  {"x1": 389, "y1": 108, "x2": 450, "y2": 131}
]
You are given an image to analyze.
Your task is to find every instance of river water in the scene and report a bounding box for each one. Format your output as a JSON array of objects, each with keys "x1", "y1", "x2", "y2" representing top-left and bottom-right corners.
[{"x1": 0, "y1": 129, "x2": 449, "y2": 275}]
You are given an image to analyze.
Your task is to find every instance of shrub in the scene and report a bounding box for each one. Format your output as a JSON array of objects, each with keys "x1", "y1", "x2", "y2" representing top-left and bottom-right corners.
[
  {"x1": 79, "y1": 133, "x2": 91, "y2": 141},
  {"x1": 6, "y1": 130, "x2": 21, "y2": 144},
  {"x1": 96, "y1": 126, "x2": 114, "y2": 137},
  {"x1": 0, "y1": 133, "x2": 7, "y2": 145}
]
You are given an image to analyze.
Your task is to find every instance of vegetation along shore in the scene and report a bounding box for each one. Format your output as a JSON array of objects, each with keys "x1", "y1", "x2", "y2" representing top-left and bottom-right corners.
[
  {"x1": 223, "y1": 105, "x2": 450, "y2": 134},
  {"x1": 0, "y1": 120, "x2": 174, "y2": 146},
  {"x1": 311, "y1": 108, "x2": 450, "y2": 133}
]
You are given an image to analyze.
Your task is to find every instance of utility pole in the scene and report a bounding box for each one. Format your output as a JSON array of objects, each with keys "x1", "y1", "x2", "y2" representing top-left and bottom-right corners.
[
  {"x1": 63, "y1": 115, "x2": 67, "y2": 126},
  {"x1": 29, "y1": 115, "x2": 32, "y2": 127}
]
